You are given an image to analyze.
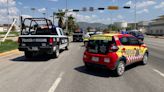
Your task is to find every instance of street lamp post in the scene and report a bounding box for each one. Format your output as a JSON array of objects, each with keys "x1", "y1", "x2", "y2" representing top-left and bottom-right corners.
[
  {"x1": 31, "y1": 8, "x2": 36, "y2": 18},
  {"x1": 134, "y1": 0, "x2": 154, "y2": 30},
  {"x1": 134, "y1": 0, "x2": 137, "y2": 30},
  {"x1": 7, "y1": 0, "x2": 9, "y2": 30},
  {"x1": 108, "y1": 6, "x2": 119, "y2": 31},
  {"x1": 42, "y1": 13, "x2": 46, "y2": 18},
  {"x1": 53, "y1": 12, "x2": 56, "y2": 24}
]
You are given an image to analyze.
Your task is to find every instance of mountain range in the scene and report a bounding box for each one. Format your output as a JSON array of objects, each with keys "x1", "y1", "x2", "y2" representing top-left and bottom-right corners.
[{"x1": 77, "y1": 22, "x2": 108, "y2": 30}]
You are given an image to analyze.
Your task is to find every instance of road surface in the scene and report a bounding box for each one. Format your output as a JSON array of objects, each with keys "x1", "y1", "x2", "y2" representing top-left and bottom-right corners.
[{"x1": 0, "y1": 37, "x2": 164, "y2": 92}]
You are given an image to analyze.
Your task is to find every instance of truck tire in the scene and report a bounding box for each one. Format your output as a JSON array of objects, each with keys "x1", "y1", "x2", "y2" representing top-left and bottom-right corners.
[
  {"x1": 114, "y1": 61, "x2": 125, "y2": 76},
  {"x1": 53, "y1": 45, "x2": 60, "y2": 58},
  {"x1": 65, "y1": 43, "x2": 69, "y2": 50},
  {"x1": 85, "y1": 63, "x2": 92, "y2": 70},
  {"x1": 65, "y1": 46, "x2": 68, "y2": 50},
  {"x1": 25, "y1": 51, "x2": 33, "y2": 58}
]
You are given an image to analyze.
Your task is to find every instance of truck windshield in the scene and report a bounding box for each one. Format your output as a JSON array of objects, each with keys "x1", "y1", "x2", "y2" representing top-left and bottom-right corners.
[{"x1": 21, "y1": 18, "x2": 57, "y2": 35}]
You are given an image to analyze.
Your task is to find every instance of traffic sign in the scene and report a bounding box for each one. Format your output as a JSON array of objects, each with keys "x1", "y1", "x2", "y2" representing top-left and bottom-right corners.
[
  {"x1": 108, "y1": 6, "x2": 119, "y2": 10},
  {"x1": 89, "y1": 7, "x2": 94, "y2": 11},
  {"x1": 82, "y1": 7, "x2": 87, "y2": 11}
]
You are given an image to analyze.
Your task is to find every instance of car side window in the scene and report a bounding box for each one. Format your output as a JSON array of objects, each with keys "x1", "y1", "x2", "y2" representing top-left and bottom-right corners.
[
  {"x1": 59, "y1": 29, "x2": 63, "y2": 35},
  {"x1": 128, "y1": 37, "x2": 139, "y2": 45},
  {"x1": 119, "y1": 37, "x2": 129, "y2": 45}
]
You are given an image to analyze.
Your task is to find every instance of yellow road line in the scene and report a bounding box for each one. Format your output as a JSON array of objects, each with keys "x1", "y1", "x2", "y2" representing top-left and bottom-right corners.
[{"x1": 0, "y1": 49, "x2": 19, "y2": 57}]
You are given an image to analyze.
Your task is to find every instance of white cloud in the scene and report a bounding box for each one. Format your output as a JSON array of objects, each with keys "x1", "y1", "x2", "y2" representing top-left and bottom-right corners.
[
  {"x1": 0, "y1": 0, "x2": 19, "y2": 23},
  {"x1": 21, "y1": 14, "x2": 32, "y2": 18},
  {"x1": 91, "y1": 15, "x2": 97, "y2": 18},
  {"x1": 137, "y1": 1, "x2": 156, "y2": 9},
  {"x1": 38, "y1": 8, "x2": 47, "y2": 13},
  {"x1": 117, "y1": 15, "x2": 124, "y2": 19},
  {"x1": 154, "y1": 2, "x2": 164, "y2": 9},
  {"x1": 137, "y1": 9, "x2": 149, "y2": 14},
  {"x1": 125, "y1": 1, "x2": 132, "y2": 6},
  {"x1": 125, "y1": 0, "x2": 156, "y2": 9},
  {"x1": 0, "y1": 0, "x2": 16, "y2": 7},
  {"x1": 99, "y1": 10, "x2": 104, "y2": 13}
]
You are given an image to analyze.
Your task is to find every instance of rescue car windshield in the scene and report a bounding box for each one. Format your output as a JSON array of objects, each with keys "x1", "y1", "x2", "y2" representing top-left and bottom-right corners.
[{"x1": 21, "y1": 18, "x2": 57, "y2": 35}]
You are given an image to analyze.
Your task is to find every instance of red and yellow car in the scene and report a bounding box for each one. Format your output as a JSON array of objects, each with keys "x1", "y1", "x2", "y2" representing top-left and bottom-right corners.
[{"x1": 83, "y1": 33, "x2": 148, "y2": 76}]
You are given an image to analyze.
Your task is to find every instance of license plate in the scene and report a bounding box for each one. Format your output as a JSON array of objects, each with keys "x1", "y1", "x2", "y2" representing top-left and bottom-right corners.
[
  {"x1": 32, "y1": 47, "x2": 38, "y2": 51},
  {"x1": 92, "y1": 57, "x2": 99, "y2": 62}
]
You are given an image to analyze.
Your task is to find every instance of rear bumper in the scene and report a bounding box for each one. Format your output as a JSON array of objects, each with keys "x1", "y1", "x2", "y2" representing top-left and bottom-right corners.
[
  {"x1": 18, "y1": 46, "x2": 53, "y2": 52},
  {"x1": 83, "y1": 51, "x2": 119, "y2": 70}
]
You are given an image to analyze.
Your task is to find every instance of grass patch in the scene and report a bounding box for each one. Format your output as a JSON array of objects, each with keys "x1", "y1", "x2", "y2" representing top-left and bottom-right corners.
[
  {"x1": 0, "y1": 32, "x2": 19, "y2": 36},
  {"x1": 0, "y1": 40, "x2": 18, "y2": 53}
]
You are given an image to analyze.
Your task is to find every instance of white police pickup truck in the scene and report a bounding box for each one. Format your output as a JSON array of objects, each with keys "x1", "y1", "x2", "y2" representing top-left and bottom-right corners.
[{"x1": 18, "y1": 18, "x2": 69, "y2": 58}]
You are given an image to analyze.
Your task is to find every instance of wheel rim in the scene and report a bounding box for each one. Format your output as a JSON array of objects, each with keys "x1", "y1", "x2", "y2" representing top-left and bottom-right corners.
[
  {"x1": 117, "y1": 62, "x2": 125, "y2": 75},
  {"x1": 143, "y1": 55, "x2": 148, "y2": 64},
  {"x1": 56, "y1": 49, "x2": 59, "y2": 56}
]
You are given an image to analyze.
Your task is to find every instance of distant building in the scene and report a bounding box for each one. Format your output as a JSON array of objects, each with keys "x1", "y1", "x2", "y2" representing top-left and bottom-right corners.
[
  {"x1": 147, "y1": 15, "x2": 164, "y2": 35},
  {"x1": 138, "y1": 21, "x2": 149, "y2": 33},
  {"x1": 0, "y1": 24, "x2": 9, "y2": 32},
  {"x1": 114, "y1": 22, "x2": 128, "y2": 29},
  {"x1": 0, "y1": 24, "x2": 20, "y2": 32}
]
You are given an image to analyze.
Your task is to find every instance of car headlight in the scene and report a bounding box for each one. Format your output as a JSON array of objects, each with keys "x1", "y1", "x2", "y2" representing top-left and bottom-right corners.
[{"x1": 104, "y1": 58, "x2": 110, "y2": 63}]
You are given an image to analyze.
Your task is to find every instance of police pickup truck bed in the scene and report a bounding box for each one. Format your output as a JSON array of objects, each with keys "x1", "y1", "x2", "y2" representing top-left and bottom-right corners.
[{"x1": 18, "y1": 18, "x2": 69, "y2": 58}]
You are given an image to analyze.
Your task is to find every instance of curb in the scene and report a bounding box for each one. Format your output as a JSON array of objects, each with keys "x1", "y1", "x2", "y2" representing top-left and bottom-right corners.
[
  {"x1": 0, "y1": 49, "x2": 19, "y2": 56},
  {"x1": 0, "y1": 36, "x2": 72, "y2": 56}
]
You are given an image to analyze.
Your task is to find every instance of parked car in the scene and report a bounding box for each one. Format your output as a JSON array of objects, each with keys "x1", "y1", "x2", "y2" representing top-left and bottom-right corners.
[{"x1": 127, "y1": 30, "x2": 144, "y2": 41}]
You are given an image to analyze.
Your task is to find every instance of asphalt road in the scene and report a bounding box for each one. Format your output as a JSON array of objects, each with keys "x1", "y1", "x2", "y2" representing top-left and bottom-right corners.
[{"x1": 0, "y1": 37, "x2": 164, "y2": 92}]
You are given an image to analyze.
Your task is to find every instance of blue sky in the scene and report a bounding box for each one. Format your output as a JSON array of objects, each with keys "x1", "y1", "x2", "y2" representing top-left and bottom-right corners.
[{"x1": 0, "y1": 0, "x2": 164, "y2": 24}]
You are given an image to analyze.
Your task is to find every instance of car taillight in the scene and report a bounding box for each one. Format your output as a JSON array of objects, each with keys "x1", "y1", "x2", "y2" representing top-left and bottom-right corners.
[
  {"x1": 49, "y1": 37, "x2": 53, "y2": 45},
  {"x1": 122, "y1": 48, "x2": 126, "y2": 55}
]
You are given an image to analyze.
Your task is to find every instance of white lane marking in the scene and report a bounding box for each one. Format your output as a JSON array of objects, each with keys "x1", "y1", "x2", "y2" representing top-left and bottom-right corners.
[
  {"x1": 153, "y1": 69, "x2": 164, "y2": 77},
  {"x1": 48, "y1": 72, "x2": 64, "y2": 92}
]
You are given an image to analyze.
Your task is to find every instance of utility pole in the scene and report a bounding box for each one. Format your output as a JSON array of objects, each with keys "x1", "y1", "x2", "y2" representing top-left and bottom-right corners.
[
  {"x1": 7, "y1": 0, "x2": 9, "y2": 30},
  {"x1": 65, "y1": 0, "x2": 68, "y2": 32},
  {"x1": 53, "y1": 12, "x2": 55, "y2": 24},
  {"x1": 31, "y1": 8, "x2": 36, "y2": 18},
  {"x1": 134, "y1": 0, "x2": 137, "y2": 30}
]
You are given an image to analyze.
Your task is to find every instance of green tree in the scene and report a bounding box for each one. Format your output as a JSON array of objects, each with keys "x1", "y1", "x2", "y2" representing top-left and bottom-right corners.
[
  {"x1": 55, "y1": 10, "x2": 65, "y2": 29},
  {"x1": 66, "y1": 15, "x2": 80, "y2": 34}
]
